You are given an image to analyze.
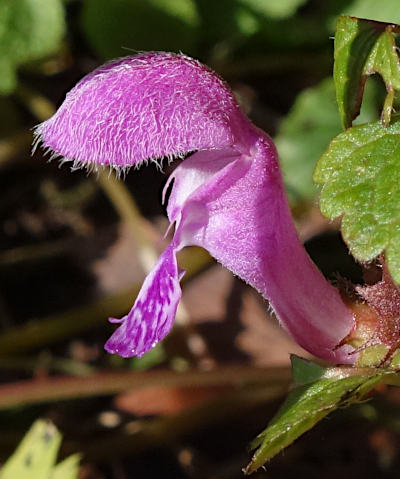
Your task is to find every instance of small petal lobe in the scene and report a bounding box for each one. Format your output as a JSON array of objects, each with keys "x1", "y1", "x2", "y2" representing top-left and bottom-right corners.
[{"x1": 105, "y1": 244, "x2": 182, "y2": 357}]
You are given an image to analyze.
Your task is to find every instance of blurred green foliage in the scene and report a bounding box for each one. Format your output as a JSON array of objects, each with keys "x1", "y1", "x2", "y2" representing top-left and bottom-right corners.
[
  {"x1": 237, "y1": 0, "x2": 308, "y2": 20},
  {"x1": 81, "y1": 0, "x2": 200, "y2": 59},
  {"x1": 277, "y1": 77, "x2": 380, "y2": 202},
  {"x1": 0, "y1": 420, "x2": 79, "y2": 479},
  {"x1": 342, "y1": 0, "x2": 400, "y2": 24},
  {"x1": 0, "y1": 0, "x2": 65, "y2": 94}
]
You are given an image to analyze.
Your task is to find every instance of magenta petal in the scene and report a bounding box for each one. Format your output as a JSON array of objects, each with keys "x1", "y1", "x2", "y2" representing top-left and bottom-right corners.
[
  {"x1": 104, "y1": 244, "x2": 182, "y2": 357},
  {"x1": 164, "y1": 148, "x2": 239, "y2": 224},
  {"x1": 169, "y1": 136, "x2": 356, "y2": 364},
  {"x1": 34, "y1": 51, "x2": 357, "y2": 364},
  {"x1": 35, "y1": 52, "x2": 253, "y2": 169}
]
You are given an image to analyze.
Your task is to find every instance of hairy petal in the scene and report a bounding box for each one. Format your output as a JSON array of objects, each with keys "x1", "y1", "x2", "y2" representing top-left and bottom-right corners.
[
  {"x1": 35, "y1": 52, "x2": 254, "y2": 169},
  {"x1": 106, "y1": 149, "x2": 240, "y2": 357},
  {"x1": 106, "y1": 137, "x2": 356, "y2": 362},
  {"x1": 169, "y1": 135, "x2": 356, "y2": 363},
  {"x1": 105, "y1": 243, "x2": 182, "y2": 357},
  {"x1": 164, "y1": 147, "x2": 239, "y2": 224},
  {"x1": 33, "y1": 51, "x2": 356, "y2": 363}
]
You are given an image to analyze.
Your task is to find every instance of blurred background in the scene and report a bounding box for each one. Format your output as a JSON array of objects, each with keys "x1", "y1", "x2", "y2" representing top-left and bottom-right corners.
[{"x1": 1, "y1": 0, "x2": 400, "y2": 478}]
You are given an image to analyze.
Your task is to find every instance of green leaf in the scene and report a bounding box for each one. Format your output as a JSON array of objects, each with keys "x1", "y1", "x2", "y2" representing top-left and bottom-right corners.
[
  {"x1": 0, "y1": 0, "x2": 65, "y2": 95},
  {"x1": 314, "y1": 117, "x2": 400, "y2": 283},
  {"x1": 237, "y1": 0, "x2": 308, "y2": 20},
  {"x1": 51, "y1": 455, "x2": 81, "y2": 479},
  {"x1": 0, "y1": 420, "x2": 80, "y2": 479},
  {"x1": 290, "y1": 355, "x2": 326, "y2": 385},
  {"x1": 277, "y1": 77, "x2": 379, "y2": 202},
  {"x1": 0, "y1": 420, "x2": 61, "y2": 478},
  {"x1": 334, "y1": 16, "x2": 400, "y2": 129},
  {"x1": 81, "y1": 0, "x2": 199, "y2": 60},
  {"x1": 245, "y1": 371, "x2": 387, "y2": 474},
  {"x1": 343, "y1": 0, "x2": 400, "y2": 25}
]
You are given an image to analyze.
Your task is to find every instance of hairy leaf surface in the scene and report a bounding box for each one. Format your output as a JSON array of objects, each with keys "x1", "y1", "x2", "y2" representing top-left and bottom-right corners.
[{"x1": 314, "y1": 118, "x2": 400, "y2": 283}]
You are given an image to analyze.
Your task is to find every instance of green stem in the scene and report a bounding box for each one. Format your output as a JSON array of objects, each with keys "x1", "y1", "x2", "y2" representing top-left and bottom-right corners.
[{"x1": 382, "y1": 88, "x2": 395, "y2": 127}]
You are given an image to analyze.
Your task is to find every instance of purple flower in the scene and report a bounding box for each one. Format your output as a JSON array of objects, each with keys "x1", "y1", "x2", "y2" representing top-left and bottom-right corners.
[{"x1": 35, "y1": 52, "x2": 356, "y2": 363}]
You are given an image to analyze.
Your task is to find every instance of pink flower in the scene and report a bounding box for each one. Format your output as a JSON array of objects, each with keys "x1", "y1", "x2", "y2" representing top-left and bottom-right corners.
[{"x1": 35, "y1": 52, "x2": 356, "y2": 363}]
